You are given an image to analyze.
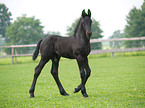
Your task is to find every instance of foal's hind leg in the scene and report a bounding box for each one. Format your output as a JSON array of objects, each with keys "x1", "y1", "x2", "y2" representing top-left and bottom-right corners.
[
  {"x1": 51, "y1": 56, "x2": 69, "y2": 96},
  {"x1": 29, "y1": 58, "x2": 49, "y2": 97}
]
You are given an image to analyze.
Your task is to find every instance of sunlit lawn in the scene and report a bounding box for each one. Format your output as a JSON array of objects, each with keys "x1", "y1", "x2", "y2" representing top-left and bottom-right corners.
[{"x1": 0, "y1": 55, "x2": 145, "y2": 107}]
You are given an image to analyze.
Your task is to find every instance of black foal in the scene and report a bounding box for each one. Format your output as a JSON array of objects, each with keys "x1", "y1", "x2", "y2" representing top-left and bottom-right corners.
[{"x1": 29, "y1": 9, "x2": 92, "y2": 98}]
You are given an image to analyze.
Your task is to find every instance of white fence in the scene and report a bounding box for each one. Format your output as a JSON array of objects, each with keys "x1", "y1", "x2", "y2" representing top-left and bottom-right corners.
[
  {"x1": 0, "y1": 37, "x2": 145, "y2": 64},
  {"x1": 90, "y1": 37, "x2": 145, "y2": 55}
]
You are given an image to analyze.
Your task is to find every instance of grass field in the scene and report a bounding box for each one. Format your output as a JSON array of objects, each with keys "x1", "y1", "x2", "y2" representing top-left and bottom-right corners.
[{"x1": 0, "y1": 54, "x2": 145, "y2": 107}]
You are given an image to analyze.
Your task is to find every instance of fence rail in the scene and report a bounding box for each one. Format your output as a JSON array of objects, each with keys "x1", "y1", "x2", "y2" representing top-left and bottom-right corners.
[
  {"x1": 0, "y1": 44, "x2": 36, "y2": 48},
  {"x1": 90, "y1": 37, "x2": 145, "y2": 43},
  {"x1": 0, "y1": 37, "x2": 145, "y2": 64},
  {"x1": 90, "y1": 47, "x2": 145, "y2": 55}
]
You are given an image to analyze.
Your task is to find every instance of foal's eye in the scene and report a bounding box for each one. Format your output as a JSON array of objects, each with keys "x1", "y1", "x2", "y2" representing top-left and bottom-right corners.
[{"x1": 82, "y1": 22, "x2": 85, "y2": 25}]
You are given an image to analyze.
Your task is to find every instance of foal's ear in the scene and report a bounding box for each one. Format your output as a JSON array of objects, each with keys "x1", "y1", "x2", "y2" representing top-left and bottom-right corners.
[
  {"x1": 82, "y1": 9, "x2": 87, "y2": 18},
  {"x1": 88, "y1": 9, "x2": 91, "y2": 18}
]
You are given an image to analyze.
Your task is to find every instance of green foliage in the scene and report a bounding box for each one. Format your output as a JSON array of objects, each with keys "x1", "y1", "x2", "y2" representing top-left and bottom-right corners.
[
  {"x1": 91, "y1": 18, "x2": 103, "y2": 39},
  {"x1": 109, "y1": 30, "x2": 124, "y2": 39},
  {"x1": 0, "y1": 37, "x2": 5, "y2": 46},
  {"x1": 66, "y1": 18, "x2": 79, "y2": 36},
  {"x1": 90, "y1": 18, "x2": 103, "y2": 50},
  {"x1": 6, "y1": 14, "x2": 44, "y2": 45},
  {"x1": 109, "y1": 30, "x2": 124, "y2": 48},
  {"x1": 0, "y1": 4, "x2": 12, "y2": 38},
  {"x1": 0, "y1": 56, "x2": 145, "y2": 107},
  {"x1": 91, "y1": 42, "x2": 102, "y2": 50},
  {"x1": 124, "y1": 1, "x2": 145, "y2": 47},
  {"x1": 44, "y1": 31, "x2": 61, "y2": 38},
  {"x1": 5, "y1": 15, "x2": 44, "y2": 54}
]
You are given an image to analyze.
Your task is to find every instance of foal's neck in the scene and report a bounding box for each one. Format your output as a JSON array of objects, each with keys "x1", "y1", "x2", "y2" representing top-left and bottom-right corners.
[{"x1": 76, "y1": 23, "x2": 89, "y2": 43}]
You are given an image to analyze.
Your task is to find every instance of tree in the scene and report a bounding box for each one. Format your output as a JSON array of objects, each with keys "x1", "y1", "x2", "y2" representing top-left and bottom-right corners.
[
  {"x1": 109, "y1": 30, "x2": 124, "y2": 48},
  {"x1": 91, "y1": 18, "x2": 103, "y2": 39},
  {"x1": 66, "y1": 18, "x2": 79, "y2": 36},
  {"x1": 124, "y1": 1, "x2": 145, "y2": 48},
  {"x1": 91, "y1": 18, "x2": 103, "y2": 49},
  {"x1": 5, "y1": 15, "x2": 44, "y2": 54},
  {"x1": 6, "y1": 14, "x2": 44, "y2": 45},
  {"x1": 66, "y1": 18, "x2": 103, "y2": 49},
  {"x1": 44, "y1": 31, "x2": 61, "y2": 38},
  {"x1": 0, "y1": 4, "x2": 12, "y2": 38}
]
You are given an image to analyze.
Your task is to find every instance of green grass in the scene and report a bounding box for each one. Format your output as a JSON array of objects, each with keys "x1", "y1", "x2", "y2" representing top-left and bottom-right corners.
[{"x1": 0, "y1": 55, "x2": 145, "y2": 107}]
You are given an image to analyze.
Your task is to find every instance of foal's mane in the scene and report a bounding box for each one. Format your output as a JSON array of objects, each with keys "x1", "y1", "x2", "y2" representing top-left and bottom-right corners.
[{"x1": 73, "y1": 17, "x2": 82, "y2": 36}]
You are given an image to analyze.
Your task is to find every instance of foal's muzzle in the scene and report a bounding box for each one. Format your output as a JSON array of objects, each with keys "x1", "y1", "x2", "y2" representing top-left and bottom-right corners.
[{"x1": 86, "y1": 31, "x2": 92, "y2": 38}]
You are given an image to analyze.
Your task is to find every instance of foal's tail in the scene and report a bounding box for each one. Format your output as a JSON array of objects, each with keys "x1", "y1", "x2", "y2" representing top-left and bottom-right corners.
[{"x1": 32, "y1": 39, "x2": 42, "y2": 61}]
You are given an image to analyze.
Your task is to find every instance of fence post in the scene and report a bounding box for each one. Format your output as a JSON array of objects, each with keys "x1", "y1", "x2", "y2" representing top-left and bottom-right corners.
[
  {"x1": 111, "y1": 40, "x2": 115, "y2": 58},
  {"x1": 15, "y1": 49, "x2": 17, "y2": 64},
  {"x1": 11, "y1": 47, "x2": 14, "y2": 64}
]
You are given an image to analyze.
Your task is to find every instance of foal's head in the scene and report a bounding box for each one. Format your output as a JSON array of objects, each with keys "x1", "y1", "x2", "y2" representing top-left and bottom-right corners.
[{"x1": 81, "y1": 9, "x2": 92, "y2": 39}]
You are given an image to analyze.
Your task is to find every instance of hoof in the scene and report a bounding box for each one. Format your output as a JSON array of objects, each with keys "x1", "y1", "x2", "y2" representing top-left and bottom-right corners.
[
  {"x1": 82, "y1": 93, "x2": 89, "y2": 98},
  {"x1": 61, "y1": 92, "x2": 69, "y2": 96},
  {"x1": 30, "y1": 93, "x2": 35, "y2": 98},
  {"x1": 73, "y1": 88, "x2": 76, "y2": 93},
  {"x1": 73, "y1": 88, "x2": 80, "y2": 93}
]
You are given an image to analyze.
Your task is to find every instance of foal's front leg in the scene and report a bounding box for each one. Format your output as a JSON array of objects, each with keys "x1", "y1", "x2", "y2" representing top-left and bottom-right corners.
[
  {"x1": 75, "y1": 56, "x2": 90, "y2": 97},
  {"x1": 51, "y1": 57, "x2": 69, "y2": 96}
]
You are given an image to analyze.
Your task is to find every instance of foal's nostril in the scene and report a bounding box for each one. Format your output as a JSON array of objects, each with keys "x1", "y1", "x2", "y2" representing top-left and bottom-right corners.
[{"x1": 87, "y1": 31, "x2": 92, "y2": 36}]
